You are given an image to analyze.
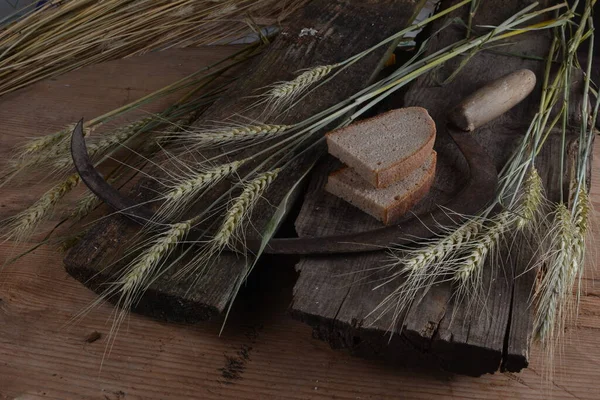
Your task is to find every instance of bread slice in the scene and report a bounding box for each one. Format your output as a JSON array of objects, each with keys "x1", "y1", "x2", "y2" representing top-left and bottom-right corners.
[
  {"x1": 326, "y1": 107, "x2": 436, "y2": 188},
  {"x1": 325, "y1": 151, "x2": 437, "y2": 225}
]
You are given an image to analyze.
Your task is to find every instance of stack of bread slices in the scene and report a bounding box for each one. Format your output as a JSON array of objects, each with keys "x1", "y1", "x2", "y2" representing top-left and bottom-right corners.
[{"x1": 325, "y1": 107, "x2": 437, "y2": 225}]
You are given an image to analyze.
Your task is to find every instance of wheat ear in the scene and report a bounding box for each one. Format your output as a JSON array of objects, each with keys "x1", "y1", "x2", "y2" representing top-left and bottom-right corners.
[
  {"x1": 403, "y1": 218, "x2": 483, "y2": 272},
  {"x1": 90, "y1": 217, "x2": 193, "y2": 364},
  {"x1": 453, "y1": 211, "x2": 513, "y2": 303},
  {"x1": 18, "y1": 126, "x2": 73, "y2": 158},
  {"x1": 367, "y1": 218, "x2": 482, "y2": 331},
  {"x1": 171, "y1": 124, "x2": 290, "y2": 149},
  {"x1": 568, "y1": 188, "x2": 590, "y2": 307},
  {"x1": 9, "y1": 124, "x2": 95, "y2": 171},
  {"x1": 53, "y1": 115, "x2": 156, "y2": 171},
  {"x1": 70, "y1": 190, "x2": 102, "y2": 221},
  {"x1": 264, "y1": 65, "x2": 336, "y2": 113},
  {"x1": 4, "y1": 173, "x2": 80, "y2": 242},
  {"x1": 453, "y1": 168, "x2": 544, "y2": 299},
  {"x1": 515, "y1": 167, "x2": 544, "y2": 230},
  {"x1": 533, "y1": 203, "x2": 573, "y2": 345},
  {"x1": 177, "y1": 169, "x2": 280, "y2": 280},
  {"x1": 158, "y1": 160, "x2": 245, "y2": 220},
  {"x1": 119, "y1": 220, "x2": 192, "y2": 295},
  {"x1": 88, "y1": 116, "x2": 155, "y2": 156},
  {"x1": 213, "y1": 169, "x2": 280, "y2": 248}
]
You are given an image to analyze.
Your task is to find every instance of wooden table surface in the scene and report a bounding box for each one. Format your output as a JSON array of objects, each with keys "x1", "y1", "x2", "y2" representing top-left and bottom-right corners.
[{"x1": 0, "y1": 47, "x2": 598, "y2": 400}]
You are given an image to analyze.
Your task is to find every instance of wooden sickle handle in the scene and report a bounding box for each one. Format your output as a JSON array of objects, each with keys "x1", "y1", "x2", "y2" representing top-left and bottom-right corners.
[{"x1": 447, "y1": 69, "x2": 536, "y2": 132}]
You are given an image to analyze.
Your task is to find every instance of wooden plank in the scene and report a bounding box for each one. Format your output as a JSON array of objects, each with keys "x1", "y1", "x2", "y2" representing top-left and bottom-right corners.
[
  {"x1": 290, "y1": 0, "x2": 585, "y2": 376},
  {"x1": 63, "y1": 0, "x2": 426, "y2": 320},
  {"x1": 1, "y1": 45, "x2": 600, "y2": 400}
]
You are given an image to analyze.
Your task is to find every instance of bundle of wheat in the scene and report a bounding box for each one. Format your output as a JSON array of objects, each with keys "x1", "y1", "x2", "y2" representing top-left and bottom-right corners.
[{"x1": 0, "y1": 0, "x2": 307, "y2": 96}]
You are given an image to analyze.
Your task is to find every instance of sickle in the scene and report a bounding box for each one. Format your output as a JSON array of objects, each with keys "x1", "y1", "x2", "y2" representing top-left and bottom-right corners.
[{"x1": 70, "y1": 120, "x2": 497, "y2": 254}]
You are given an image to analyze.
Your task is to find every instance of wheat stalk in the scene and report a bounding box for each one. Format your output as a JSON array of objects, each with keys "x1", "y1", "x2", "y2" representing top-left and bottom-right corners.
[
  {"x1": 0, "y1": 0, "x2": 307, "y2": 97},
  {"x1": 362, "y1": 217, "x2": 483, "y2": 332},
  {"x1": 533, "y1": 189, "x2": 590, "y2": 347},
  {"x1": 4, "y1": 173, "x2": 80, "y2": 242},
  {"x1": 257, "y1": 0, "x2": 482, "y2": 115},
  {"x1": 4, "y1": 45, "x2": 240, "y2": 182},
  {"x1": 172, "y1": 124, "x2": 290, "y2": 149},
  {"x1": 87, "y1": 214, "x2": 196, "y2": 362},
  {"x1": 12, "y1": 1, "x2": 566, "y2": 347},
  {"x1": 88, "y1": 116, "x2": 156, "y2": 156},
  {"x1": 453, "y1": 167, "x2": 544, "y2": 298},
  {"x1": 158, "y1": 160, "x2": 245, "y2": 220},
  {"x1": 526, "y1": 4, "x2": 597, "y2": 372},
  {"x1": 370, "y1": 170, "x2": 542, "y2": 330}
]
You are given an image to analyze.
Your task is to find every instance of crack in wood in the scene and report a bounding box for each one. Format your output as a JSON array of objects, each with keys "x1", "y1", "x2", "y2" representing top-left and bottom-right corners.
[{"x1": 501, "y1": 270, "x2": 517, "y2": 372}]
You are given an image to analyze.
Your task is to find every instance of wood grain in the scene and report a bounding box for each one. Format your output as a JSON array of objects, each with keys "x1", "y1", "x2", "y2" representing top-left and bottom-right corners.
[
  {"x1": 0, "y1": 45, "x2": 599, "y2": 400},
  {"x1": 290, "y1": 0, "x2": 585, "y2": 376}
]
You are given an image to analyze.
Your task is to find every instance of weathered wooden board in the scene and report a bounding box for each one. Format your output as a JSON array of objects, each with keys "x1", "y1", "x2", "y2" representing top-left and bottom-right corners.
[
  {"x1": 290, "y1": 0, "x2": 586, "y2": 376},
  {"x1": 64, "y1": 0, "x2": 426, "y2": 320}
]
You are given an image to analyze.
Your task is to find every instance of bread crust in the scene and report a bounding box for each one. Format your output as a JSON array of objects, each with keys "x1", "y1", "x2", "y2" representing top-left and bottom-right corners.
[
  {"x1": 383, "y1": 151, "x2": 437, "y2": 224},
  {"x1": 376, "y1": 130, "x2": 435, "y2": 188},
  {"x1": 326, "y1": 107, "x2": 436, "y2": 188},
  {"x1": 325, "y1": 151, "x2": 437, "y2": 225}
]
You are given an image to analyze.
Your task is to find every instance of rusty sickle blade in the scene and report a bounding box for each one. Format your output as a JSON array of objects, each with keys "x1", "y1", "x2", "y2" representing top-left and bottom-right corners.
[{"x1": 70, "y1": 120, "x2": 497, "y2": 255}]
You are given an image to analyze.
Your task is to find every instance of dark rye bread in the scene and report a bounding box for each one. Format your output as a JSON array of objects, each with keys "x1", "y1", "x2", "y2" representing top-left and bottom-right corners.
[
  {"x1": 325, "y1": 151, "x2": 437, "y2": 225},
  {"x1": 325, "y1": 107, "x2": 436, "y2": 188}
]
